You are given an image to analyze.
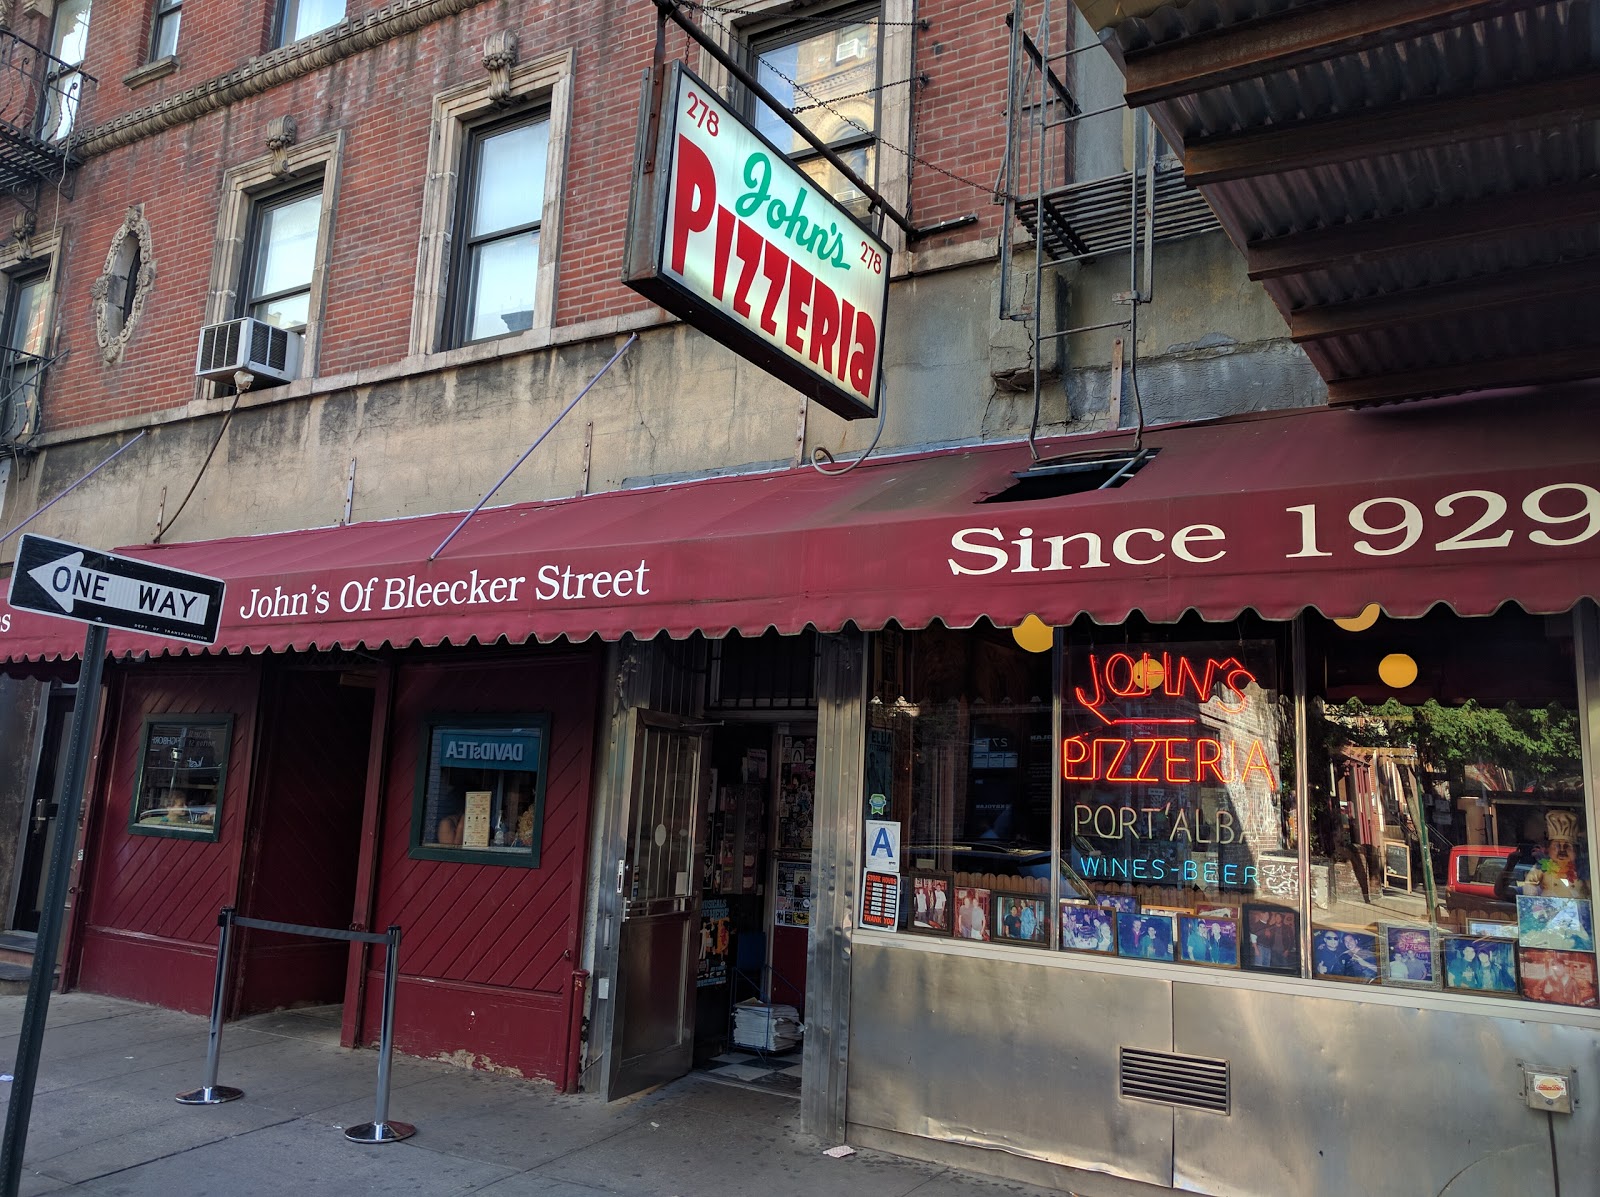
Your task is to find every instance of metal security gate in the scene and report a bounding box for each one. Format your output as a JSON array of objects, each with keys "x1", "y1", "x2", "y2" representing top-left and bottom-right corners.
[{"x1": 606, "y1": 711, "x2": 707, "y2": 1099}]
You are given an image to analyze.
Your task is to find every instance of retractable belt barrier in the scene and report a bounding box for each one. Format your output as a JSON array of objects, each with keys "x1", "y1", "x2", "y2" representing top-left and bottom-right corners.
[{"x1": 176, "y1": 906, "x2": 415, "y2": 1144}]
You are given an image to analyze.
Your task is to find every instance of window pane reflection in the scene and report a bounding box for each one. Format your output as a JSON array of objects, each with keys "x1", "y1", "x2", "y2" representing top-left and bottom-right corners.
[
  {"x1": 868, "y1": 625, "x2": 1055, "y2": 935},
  {"x1": 466, "y1": 231, "x2": 539, "y2": 342},
  {"x1": 1308, "y1": 608, "x2": 1589, "y2": 1004},
  {"x1": 282, "y1": 0, "x2": 344, "y2": 43},
  {"x1": 754, "y1": 19, "x2": 878, "y2": 152},
  {"x1": 472, "y1": 120, "x2": 548, "y2": 238},
  {"x1": 250, "y1": 192, "x2": 320, "y2": 309}
]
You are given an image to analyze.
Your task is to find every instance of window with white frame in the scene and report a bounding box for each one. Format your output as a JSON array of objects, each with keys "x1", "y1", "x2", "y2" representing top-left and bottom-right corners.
[
  {"x1": 410, "y1": 49, "x2": 574, "y2": 357},
  {"x1": 240, "y1": 185, "x2": 322, "y2": 331},
  {"x1": 206, "y1": 131, "x2": 342, "y2": 385},
  {"x1": 276, "y1": 0, "x2": 344, "y2": 46},
  {"x1": 41, "y1": 0, "x2": 91, "y2": 142}
]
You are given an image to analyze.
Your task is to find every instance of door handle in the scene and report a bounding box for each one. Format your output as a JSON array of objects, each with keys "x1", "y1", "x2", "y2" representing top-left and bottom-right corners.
[{"x1": 616, "y1": 859, "x2": 628, "y2": 896}]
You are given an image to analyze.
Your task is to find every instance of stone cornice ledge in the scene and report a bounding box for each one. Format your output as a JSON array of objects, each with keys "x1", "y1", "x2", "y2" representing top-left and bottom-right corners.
[{"x1": 78, "y1": 0, "x2": 491, "y2": 157}]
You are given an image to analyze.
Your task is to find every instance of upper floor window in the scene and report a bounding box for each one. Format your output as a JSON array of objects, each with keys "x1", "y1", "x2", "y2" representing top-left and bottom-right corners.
[
  {"x1": 41, "y1": 0, "x2": 92, "y2": 142},
  {"x1": 749, "y1": 4, "x2": 881, "y2": 220},
  {"x1": 277, "y1": 0, "x2": 345, "y2": 46},
  {"x1": 1, "y1": 265, "x2": 50, "y2": 443},
  {"x1": 241, "y1": 185, "x2": 322, "y2": 331},
  {"x1": 149, "y1": 0, "x2": 181, "y2": 61},
  {"x1": 450, "y1": 113, "x2": 549, "y2": 345}
]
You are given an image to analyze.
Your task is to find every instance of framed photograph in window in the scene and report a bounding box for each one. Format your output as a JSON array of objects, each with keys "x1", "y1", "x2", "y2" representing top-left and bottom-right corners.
[
  {"x1": 1516, "y1": 895, "x2": 1594, "y2": 952},
  {"x1": 1178, "y1": 915, "x2": 1239, "y2": 968},
  {"x1": 1242, "y1": 903, "x2": 1302, "y2": 975},
  {"x1": 1379, "y1": 923, "x2": 1440, "y2": 989},
  {"x1": 905, "y1": 873, "x2": 952, "y2": 935},
  {"x1": 993, "y1": 893, "x2": 1050, "y2": 946},
  {"x1": 1095, "y1": 892, "x2": 1139, "y2": 915},
  {"x1": 411, "y1": 716, "x2": 550, "y2": 866},
  {"x1": 1312, "y1": 926, "x2": 1380, "y2": 983},
  {"x1": 1059, "y1": 901, "x2": 1115, "y2": 954},
  {"x1": 1118, "y1": 911, "x2": 1176, "y2": 962},
  {"x1": 1442, "y1": 935, "x2": 1518, "y2": 995},
  {"x1": 954, "y1": 886, "x2": 992, "y2": 941},
  {"x1": 1518, "y1": 948, "x2": 1599, "y2": 1007},
  {"x1": 129, "y1": 715, "x2": 233, "y2": 840}
]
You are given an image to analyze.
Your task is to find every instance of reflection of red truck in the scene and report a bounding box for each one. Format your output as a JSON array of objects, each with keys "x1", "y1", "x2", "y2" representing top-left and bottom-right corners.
[
  {"x1": 1443, "y1": 845, "x2": 1518, "y2": 922},
  {"x1": 1449, "y1": 845, "x2": 1516, "y2": 898}
]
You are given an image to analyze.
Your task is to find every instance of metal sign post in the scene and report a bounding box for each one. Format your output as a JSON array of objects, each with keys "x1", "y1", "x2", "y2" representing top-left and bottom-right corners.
[
  {"x1": 1, "y1": 534, "x2": 224, "y2": 1196},
  {"x1": 0, "y1": 623, "x2": 106, "y2": 1197}
]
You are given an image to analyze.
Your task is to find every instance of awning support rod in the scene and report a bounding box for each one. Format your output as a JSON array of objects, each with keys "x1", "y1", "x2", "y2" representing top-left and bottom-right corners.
[
  {"x1": 0, "y1": 430, "x2": 146, "y2": 549},
  {"x1": 429, "y1": 334, "x2": 637, "y2": 562}
]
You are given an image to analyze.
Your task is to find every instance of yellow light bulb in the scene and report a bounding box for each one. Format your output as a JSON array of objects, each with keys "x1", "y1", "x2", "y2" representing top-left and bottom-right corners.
[
  {"x1": 1012, "y1": 614, "x2": 1053, "y2": 654},
  {"x1": 1378, "y1": 653, "x2": 1418, "y2": 689},
  {"x1": 1335, "y1": 604, "x2": 1381, "y2": 633}
]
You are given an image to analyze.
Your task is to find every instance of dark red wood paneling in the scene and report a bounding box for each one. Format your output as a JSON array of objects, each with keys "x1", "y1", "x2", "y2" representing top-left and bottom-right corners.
[
  {"x1": 770, "y1": 924, "x2": 807, "y2": 1015},
  {"x1": 76, "y1": 663, "x2": 261, "y2": 1011},
  {"x1": 363, "y1": 647, "x2": 600, "y2": 1079},
  {"x1": 233, "y1": 669, "x2": 373, "y2": 1016}
]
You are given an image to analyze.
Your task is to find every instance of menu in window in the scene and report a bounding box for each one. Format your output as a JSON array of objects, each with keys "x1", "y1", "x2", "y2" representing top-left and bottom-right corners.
[{"x1": 463, "y1": 790, "x2": 492, "y2": 849}]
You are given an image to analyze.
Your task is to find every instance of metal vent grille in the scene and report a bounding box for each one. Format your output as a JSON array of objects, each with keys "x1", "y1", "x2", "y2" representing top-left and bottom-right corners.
[
  {"x1": 249, "y1": 320, "x2": 288, "y2": 371},
  {"x1": 1016, "y1": 164, "x2": 1221, "y2": 264},
  {"x1": 198, "y1": 321, "x2": 242, "y2": 373},
  {"x1": 1119, "y1": 1047, "x2": 1230, "y2": 1114}
]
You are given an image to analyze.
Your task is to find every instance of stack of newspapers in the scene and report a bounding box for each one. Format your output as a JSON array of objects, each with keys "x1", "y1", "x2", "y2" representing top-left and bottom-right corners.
[{"x1": 732, "y1": 1000, "x2": 802, "y2": 1052}]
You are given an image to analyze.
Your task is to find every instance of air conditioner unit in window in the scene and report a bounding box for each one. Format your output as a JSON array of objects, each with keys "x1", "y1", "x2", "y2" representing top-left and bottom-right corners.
[{"x1": 194, "y1": 317, "x2": 302, "y2": 386}]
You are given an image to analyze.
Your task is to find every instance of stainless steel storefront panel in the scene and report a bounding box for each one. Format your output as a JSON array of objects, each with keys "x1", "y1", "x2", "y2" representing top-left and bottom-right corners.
[
  {"x1": 848, "y1": 941, "x2": 1175, "y2": 1187},
  {"x1": 1172, "y1": 981, "x2": 1600, "y2": 1197}
]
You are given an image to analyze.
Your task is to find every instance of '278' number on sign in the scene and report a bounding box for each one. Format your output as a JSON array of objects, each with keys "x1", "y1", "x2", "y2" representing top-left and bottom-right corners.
[
  {"x1": 685, "y1": 90, "x2": 719, "y2": 136},
  {"x1": 1285, "y1": 484, "x2": 1600, "y2": 558}
]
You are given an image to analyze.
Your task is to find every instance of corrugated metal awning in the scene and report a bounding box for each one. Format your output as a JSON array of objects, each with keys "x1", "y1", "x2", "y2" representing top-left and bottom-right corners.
[{"x1": 1074, "y1": 0, "x2": 1600, "y2": 406}]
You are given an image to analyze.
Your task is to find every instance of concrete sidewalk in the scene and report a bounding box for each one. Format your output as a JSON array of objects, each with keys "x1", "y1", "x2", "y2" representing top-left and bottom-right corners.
[{"x1": 0, "y1": 994, "x2": 1063, "y2": 1197}]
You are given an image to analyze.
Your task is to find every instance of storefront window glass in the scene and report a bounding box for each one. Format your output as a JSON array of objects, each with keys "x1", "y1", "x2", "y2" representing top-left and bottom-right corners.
[
  {"x1": 1307, "y1": 607, "x2": 1590, "y2": 1005},
  {"x1": 864, "y1": 607, "x2": 1592, "y2": 1003},
  {"x1": 130, "y1": 716, "x2": 232, "y2": 839},
  {"x1": 1058, "y1": 629, "x2": 1296, "y2": 971},
  {"x1": 412, "y1": 718, "x2": 550, "y2": 866},
  {"x1": 867, "y1": 624, "x2": 1053, "y2": 939}
]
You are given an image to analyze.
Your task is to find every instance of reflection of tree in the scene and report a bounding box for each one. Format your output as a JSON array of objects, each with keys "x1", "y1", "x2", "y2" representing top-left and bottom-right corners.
[{"x1": 1328, "y1": 699, "x2": 1579, "y2": 791}]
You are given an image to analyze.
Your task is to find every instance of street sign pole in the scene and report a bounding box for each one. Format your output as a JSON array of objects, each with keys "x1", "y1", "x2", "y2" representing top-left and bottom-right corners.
[
  {"x1": 0, "y1": 535, "x2": 222, "y2": 1195},
  {"x1": 0, "y1": 623, "x2": 107, "y2": 1197}
]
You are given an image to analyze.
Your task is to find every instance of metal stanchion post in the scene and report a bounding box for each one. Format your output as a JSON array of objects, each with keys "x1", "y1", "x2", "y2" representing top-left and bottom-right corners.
[
  {"x1": 344, "y1": 926, "x2": 414, "y2": 1143},
  {"x1": 177, "y1": 907, "x2": 244, "y2": 1105}
]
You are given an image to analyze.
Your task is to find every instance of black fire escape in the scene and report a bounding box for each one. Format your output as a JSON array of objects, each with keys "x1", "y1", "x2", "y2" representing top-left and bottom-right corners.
[{"x1": 0, "y1": 27, "x2": 95, "y2": 451}]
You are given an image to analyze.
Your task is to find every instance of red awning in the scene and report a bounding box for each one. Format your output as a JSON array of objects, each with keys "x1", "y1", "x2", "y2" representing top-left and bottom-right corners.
[{"x1": 4, "y1": 386, "x2": 1598, "y2": 663}]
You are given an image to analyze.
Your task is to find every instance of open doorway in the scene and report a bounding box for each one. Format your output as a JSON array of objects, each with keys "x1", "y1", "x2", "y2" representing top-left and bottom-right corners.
[
  {"x1": 601, "y1": 631, "x2": 819, "y2": 1101},
  {"x1": 10, "y1": 685, "x2": 74, "y2": 935},
  {"x1": 692, "y1": 720, "x2": 814, "y2": 1096},
  {"x1": 230, "y1": 665, "x2": 374, "y2": 1018}
]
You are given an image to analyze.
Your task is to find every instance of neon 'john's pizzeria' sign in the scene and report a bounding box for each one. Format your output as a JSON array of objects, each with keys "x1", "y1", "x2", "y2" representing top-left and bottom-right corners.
[{"x1": 1065, "y1": 650, "x2": 1278, "y2": 854}]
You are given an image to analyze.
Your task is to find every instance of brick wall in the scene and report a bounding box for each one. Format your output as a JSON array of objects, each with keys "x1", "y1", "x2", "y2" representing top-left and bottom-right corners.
[{"x1": 1, "y1": 0, "x2": 1016, "y2": 435}]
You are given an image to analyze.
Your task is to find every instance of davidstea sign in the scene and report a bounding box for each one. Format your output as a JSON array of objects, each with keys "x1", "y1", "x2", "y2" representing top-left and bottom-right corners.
[{"x1": 623, "y1": 61, "x2": 890, "y2": 421}]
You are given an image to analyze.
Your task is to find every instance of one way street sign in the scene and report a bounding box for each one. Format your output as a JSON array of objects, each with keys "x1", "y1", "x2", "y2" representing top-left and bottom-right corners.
[{"x1": 9, "y1": 534, "x2": 224, "y2": 644}]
